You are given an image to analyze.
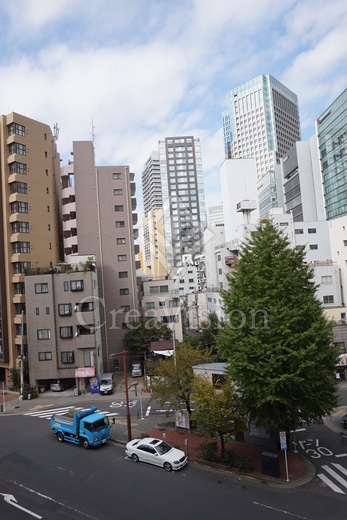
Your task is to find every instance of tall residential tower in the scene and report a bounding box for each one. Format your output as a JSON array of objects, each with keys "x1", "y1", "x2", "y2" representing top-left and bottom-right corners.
[{"x1": 0, "y1": 113, "x2": 62, "y2": 384}]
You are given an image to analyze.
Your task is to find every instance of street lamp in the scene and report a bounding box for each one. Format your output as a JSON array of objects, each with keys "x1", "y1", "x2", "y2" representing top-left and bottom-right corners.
[{"x1": 109, "y1": 349, "x2": 132, "y2": 442}]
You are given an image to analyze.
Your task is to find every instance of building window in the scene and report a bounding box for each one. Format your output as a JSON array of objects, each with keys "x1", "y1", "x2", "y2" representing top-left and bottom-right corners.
[
  {"x1": 323, "y1": 295, "x2": 334, "y2": 304},
  {"x1": 149, "y1": 286, "x2": 159, "y2": 294},
  {"x1": 116, "y1": 221, "x2": 125, "y2": 228},
  {"x1": 78, "y1": 301, "x2": 94, "y2": 312},
  {"x1": 10, "y1": 201, "x2": 28, "y2": 214},
  {"x1": 77, "y1": 325, "x2": 94, "y2": 335},
  {"x1": 9, "y1": 162, "x2": 27, "y2": 175},
  {"x1": 115, "y1": 205, "x2": 124, "y2": 211},
  {"x1": 146, "y1": 302, "x2": 155, "y2": 310},
  {"x1": 159, "y1": 285, "x2": 169, "y2": 293},
  {"x1": 83, "y1": 350, "x2": 92, "y2": 367},
  {"x1": 11, "y1": 221, "x2": 29, "y2": 233},
  {"x1": 38, "y1": 352, "x2": 52, "y2": 361},
  {"x1": 343, "y1": 240, "x2": 347, "y2": 247},
  {"x1": 9, "y1": 143, "x2": 26, "y2": 155},
  {"x1": 309, "y1": 244, "x2": 318, "y2": 250},
  {"x1": 64, "y1": 281, "x2": 69, "y2": 291},
  {"x1": 122, "y1": 323, "x2": 128, "y2": 329},
  {"x1": 295, "y1": 229, "x2": 304, "y2": 234},
  {"x1": 60, "y1": 326, "x2": 73, "y2": 339},
  {"x1": 36, "y1": 308, "x2": 39, "y2": 315},
  {"x1": 58, "y1": 303, "x2": 72, "y2": 316},
  {"x1": 10, "y1": 181, "x2": 27, "y2": 194},
  {"x1": 12, "y1": 241, "x2": 30, "y2": 253},
  {"x1": 46, "y1": 307, "x2": 50, "y2": 315},
  {"x1": 114, "y1": 189, "x2": 123, "y2": 196},
  {"x1": 61, "y1": 351, "x2": 74, "y2": 364},
  {"x1": 321, "y1": 276, "x2": 332, "y2": 285},
  {"x1": 117, "y1": 238, "x2": 126, "y2": 244},
  {"x1": 35, "y1": 283, "x2": 48, "y2": 294},
  {"x1": 13, "y1": 262, "x2": 31, "y2": 274},
  {"x1": 37, "y1": 329, "x2": 51, "y2": 340},
  {"x1": 8, "y1": 123, "x2": 25, "y2": 136},
  {"x1": 13, "y1": 282, "x2": 25, "y2": 294},
  {"x1": 113, "y1": 173, "x2": 122, "y2": 179},
  {"x1": 159, "y1": 301, "x2": 166, "y2": 307},
  {"x1": 118, "y1": 255, "x2": 127, "y2": 261},
  {"x1": 120, "y1": 288, "x2": 129, "y2": 295},
  {"x1": 308, "y1": 228, "x2": 316, "y2": 234},
  {"x1": 70, "y1": 280, "x2": 84, "y2": 291},
  {"x1": 119, "y1": 271, "x2": 128, "y2": 278},
  {"x1": 120, "y1": 305, "x2": 130, "y2": 312}
]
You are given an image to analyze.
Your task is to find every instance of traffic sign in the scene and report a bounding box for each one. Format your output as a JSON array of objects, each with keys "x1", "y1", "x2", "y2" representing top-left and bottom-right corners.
[{"x1": 280, "y1": 431, "x2": 287, "y2": 451}]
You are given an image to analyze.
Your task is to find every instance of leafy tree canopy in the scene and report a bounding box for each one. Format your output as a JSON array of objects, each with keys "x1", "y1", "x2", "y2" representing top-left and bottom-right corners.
[
  {"x1": 217, "y1": 219, "x2": 339, "y2": 433},
  {"x1": 197, "y1": 312, "x2": 223, "y2": 355},
  {"x1": 193, "y1": 375, "x2": 245, "y2": 459},
  {"x1": 150, "y1": 343, "x2": 215, "y2": 416},
  {"x1": 123, "y1": 317, "x2": 172, "y2": 356}
]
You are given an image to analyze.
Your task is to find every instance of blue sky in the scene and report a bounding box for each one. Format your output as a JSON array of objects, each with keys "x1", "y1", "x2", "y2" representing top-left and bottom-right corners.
[{"x1": 0, "y1": 0, "x2": 346, "y2": 213}]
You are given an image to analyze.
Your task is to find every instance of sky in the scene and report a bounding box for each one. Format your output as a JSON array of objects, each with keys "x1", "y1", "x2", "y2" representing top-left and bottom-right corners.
[{"x1": 0, "y1": 0, "x2": 346, "y2": 216}]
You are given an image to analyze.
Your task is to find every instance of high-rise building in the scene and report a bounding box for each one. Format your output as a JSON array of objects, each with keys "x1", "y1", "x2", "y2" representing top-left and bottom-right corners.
[
  {"x1": 222, "y1": 74, "x2": 301, "y2": 180},
  {"x1": 142, "y1": 151, "x2": 162, "y2": 214},
  {"x1": 316, "y1": 88, "x2": 347, "y2": 220},
  {"x1": 0, "y1": 112, "x2": 62, "y2": 384},
  {"x1": 208, "y1": 204, "x2": 224, "y2": 226},
  {"x1": 60, "y1": 141, "x2": 140, "y2": 372},
  {"x1": 140, "y1": 152, "x2": 167, "y2": 278},
  {"x1": 158, "y1": 136, "x2": 207, "y2": 272}
]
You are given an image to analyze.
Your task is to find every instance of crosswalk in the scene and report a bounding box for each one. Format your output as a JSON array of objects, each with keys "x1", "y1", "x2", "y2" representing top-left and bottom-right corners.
[
  {"x1": 24, "y1": 406, "x2": 120, "y2": 419},
  {"x1": 318, "y1": 463, "x2": 347, "y2": 494}
]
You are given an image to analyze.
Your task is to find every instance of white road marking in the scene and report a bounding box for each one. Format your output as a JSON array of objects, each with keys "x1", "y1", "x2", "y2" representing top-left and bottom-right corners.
[
  {"x1": 322, "y1": 464, "x2": 347, "y2": 489},
  {"x1": 332, "y1": 463, "x2": 347, "y2": 477},
  {"x1": 145, "y1": 405, "x2": 151, "y2": 417},
  {"x1": 253, "y1": 501, "x2": 308, "y2": 519},
  {"x1": 335, "y1": 453, "x2": 347, "y2": 458},
  {"x1": 317, "y1": 473, "x2": 345, "y2": 494},
  {"x1": 1, "y1": 493, "x2": 42, "y2": 519}
]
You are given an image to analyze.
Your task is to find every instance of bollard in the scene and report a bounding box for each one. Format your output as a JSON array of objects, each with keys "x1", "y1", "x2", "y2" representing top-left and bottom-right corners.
[
  {"x1": 185, "y1": 439, "x2": 188, "y2": 457},
  {"x1": 163, "y1": 433, "x2": 166, "y2": 442}
]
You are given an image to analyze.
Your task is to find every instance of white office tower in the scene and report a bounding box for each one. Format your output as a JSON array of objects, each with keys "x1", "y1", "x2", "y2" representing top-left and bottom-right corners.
[{"x1": 222, "y1": 74, "x2": 301, "y2": 181}]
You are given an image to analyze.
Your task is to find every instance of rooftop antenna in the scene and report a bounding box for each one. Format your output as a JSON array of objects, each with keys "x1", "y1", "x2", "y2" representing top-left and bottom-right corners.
[
  {"x1": 53, "y1": 123, "x2": 59, "y2": 141},
  {"x1": 91, "y1": 118, "x2": 96, "y2": 145}
]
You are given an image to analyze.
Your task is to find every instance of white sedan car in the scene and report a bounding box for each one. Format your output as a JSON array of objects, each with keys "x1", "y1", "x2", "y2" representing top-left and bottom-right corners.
[{"x1": 125, "y1": 437, "x2": 187, "y2": 472}]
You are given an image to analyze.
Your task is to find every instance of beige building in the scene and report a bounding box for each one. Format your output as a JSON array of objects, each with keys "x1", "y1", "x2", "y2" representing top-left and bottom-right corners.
[
  {"x1": 0, "y1": 113, "x2": 62, "y2": 385},
  {"x1": 61, "y1": 142, "x2": 140, "y2": 372},
  {"x1": 141, "y1": 208, "x2": 167, "y2": 279},
  {"x1": 141, "y1": 278, "x2": 183, "y2": 342},
  {"x1": 25, "y1": 257, "x2": 103, "y2": 392}
]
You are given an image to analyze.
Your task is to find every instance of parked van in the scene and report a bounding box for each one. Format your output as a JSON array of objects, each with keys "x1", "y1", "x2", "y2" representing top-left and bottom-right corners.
[
  {"x1": 131, "y1": 362, "x2": 142, "y2": 378},
  {"x1": 99, "y1": 373, "x2": 115, "y2": 395},
  {"x1": 50, "y1": 379, "x2": 75, "y2": 392}
]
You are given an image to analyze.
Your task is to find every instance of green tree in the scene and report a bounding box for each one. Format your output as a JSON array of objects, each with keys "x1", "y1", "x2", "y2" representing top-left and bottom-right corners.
[
  {"x1": 218, "y1": 219, "x2": 339, "y2": 434},
  {"x1": 150, "y1": 343, "x2": 214, "y2": 416},
  {"x1": 123, "y1": 317, "x2": 172, "y2": 356},
  {"x1": 198, "y1": 312, "x2": 223, "y2": 355},
  {"x1": 193, "y1": 375, "x2": 245, "y2": 459}
]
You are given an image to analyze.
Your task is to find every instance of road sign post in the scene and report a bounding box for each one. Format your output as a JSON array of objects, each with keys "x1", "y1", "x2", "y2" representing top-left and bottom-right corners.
[{"x1": 280, "y1": 431, "x2": 289, "y2": 482}]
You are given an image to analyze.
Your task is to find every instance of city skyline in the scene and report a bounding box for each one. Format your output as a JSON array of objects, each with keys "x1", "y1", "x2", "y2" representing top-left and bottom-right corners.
[{"x1": 0, "y1": 0, "x2": 346, "y2": 212}]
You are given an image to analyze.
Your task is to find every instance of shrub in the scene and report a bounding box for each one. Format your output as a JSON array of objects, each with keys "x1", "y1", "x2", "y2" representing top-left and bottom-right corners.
[
  {"x1": 196, "y1": 440, "x2": 219, "y2": 462},
  {"x1": 235, "y1": 455, "x2": 252, "y2": 472},
  {"x1": 223, "y1": 448, "x2": 237, "y2": 467}
]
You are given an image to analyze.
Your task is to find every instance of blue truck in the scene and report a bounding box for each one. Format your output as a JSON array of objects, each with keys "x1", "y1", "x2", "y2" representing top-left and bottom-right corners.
[{"x1": 51, "y1": 406, "x2": 111, "y2": 449}]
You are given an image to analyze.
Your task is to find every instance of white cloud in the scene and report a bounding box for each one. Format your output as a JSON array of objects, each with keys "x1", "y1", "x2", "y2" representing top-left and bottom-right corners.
[{"x1": 0, "y1": 0, "x2": 345, "y2": 214}]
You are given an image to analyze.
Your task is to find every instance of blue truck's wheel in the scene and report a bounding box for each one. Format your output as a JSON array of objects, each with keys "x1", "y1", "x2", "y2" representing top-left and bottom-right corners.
[
  {"x1": 57, "y1": 432, "x2": 64, "y2": 442},
  {"x1": 82, "y1": 439, "x2": 89, "y2": 449}
]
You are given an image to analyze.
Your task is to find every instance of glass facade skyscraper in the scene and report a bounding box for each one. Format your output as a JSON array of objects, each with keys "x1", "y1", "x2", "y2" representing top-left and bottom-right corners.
[
  {"x1": 317, "y1": 89, "x2": 347, "y2": 220},
  {"x1": 222, "y1": 74, "x2": 301, "y2": 181}
]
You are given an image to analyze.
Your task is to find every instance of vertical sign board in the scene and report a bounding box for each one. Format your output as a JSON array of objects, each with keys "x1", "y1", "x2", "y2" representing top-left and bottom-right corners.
[
  {"x1": 280, "y1": 431, "x2": 287, "y2": 451},
  {"x1": 280, "y1": 431, "x2": 289, "y2": 481}
]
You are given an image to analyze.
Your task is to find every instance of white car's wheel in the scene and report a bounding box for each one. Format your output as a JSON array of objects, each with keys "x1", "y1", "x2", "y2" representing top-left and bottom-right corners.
[
  {"x1": 132, "y1": 453, "x2": 139, "y2": 463},
  {"x1": 164, "y1": 462, "x2": 172, "y2": 472}
]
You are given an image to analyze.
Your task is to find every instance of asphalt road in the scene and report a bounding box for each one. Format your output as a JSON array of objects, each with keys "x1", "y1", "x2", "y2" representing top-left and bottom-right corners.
[{"x1": 0, "y1": 414, "x2": 346, "y2": 520}]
